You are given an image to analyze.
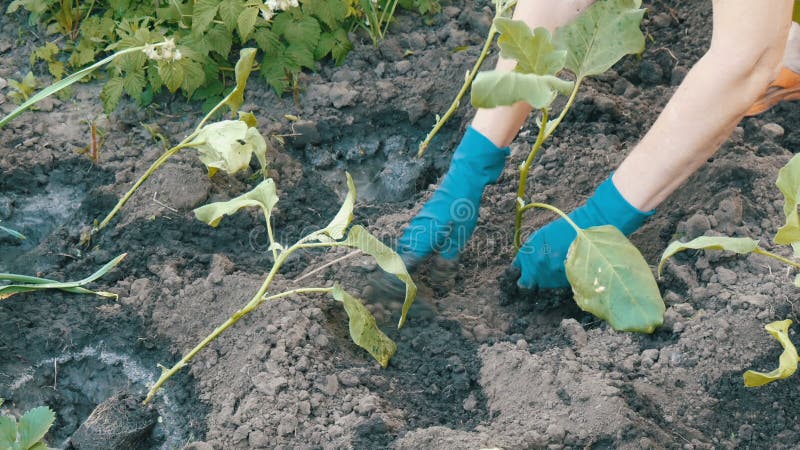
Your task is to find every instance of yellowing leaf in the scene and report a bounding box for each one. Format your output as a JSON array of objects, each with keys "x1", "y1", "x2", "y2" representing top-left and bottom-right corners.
[
  {"x1": 321, "y1": 172, "x2": 356, "y2": 240},
  {"x1": 342, "y1": 225, "x2": 417, "y2": 328},
  {"x1": 744, "y1": 319, "x2": 799, "y2": 387},
  {"x1": 224, "y1": 47, "x2": 257, "y2": 116},
  {"x1": 494, "y1": 19, "x2": 566, "y2": 75},
  {"x1": 194, "y1": 178, "x2": 278, "y2": 227},
  {"x1": 331, "y1": 283, "x2": 397, "y2": 367},
  {"x1": 553, "y1": 0, "x2": 645, "y2": 80},
  {"x1": 0, "y1": 254, "x2": 126, "y2": 300},
  {"x1": 658, "y1": 236, "x2": 760, "y2": 277},
  {"x1": 774, "y1": 153, "x2": 800, "y2": 246},
  {"x1": 471, "y1": 71, "x2": 573, "y2": 109},
  {"x1": 565, "y1": 225, "x2": 664, "y2": 333},
  {"x1": 189, "y1": 119, "x2": 267, "y2": 176}
]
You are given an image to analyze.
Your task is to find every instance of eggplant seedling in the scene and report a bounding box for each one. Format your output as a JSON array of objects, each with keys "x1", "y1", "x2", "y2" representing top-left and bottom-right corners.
[
  {"x1": 143, "y1": 173, "x2": 416, "y2": 404},
  {"x1": 470, "y1": 0, "x2": 663, "y2": 333}
]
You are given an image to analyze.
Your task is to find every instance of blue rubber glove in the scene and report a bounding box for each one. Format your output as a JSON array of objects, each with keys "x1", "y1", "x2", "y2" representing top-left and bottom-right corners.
[
  {"x1": 397, "y1": 126, "x2": 510, "y2": 264},
  {"x1": 514, "y1": 175, "x2": 654, "y2": 289}
]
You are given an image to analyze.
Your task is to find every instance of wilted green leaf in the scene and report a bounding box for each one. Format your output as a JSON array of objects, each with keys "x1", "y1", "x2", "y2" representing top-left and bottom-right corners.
[
  {"x1": 341, "y1": 225, "x2": 417, "y2": 328},
  {"x1": 553, "y1": 0, "x2": 645, "y2": 80},
  {"x1": 331, "y1": 283, "x2": 397, "y2": 367},
  {"x1": 495, "y1": 19, "x2": 566, "y2": 75},
  {"x1": 744, "y1": 319, "x2": 799, "y2": 387},
  {"x1": 0, "y1": 222, "x2": 26, "y2": 240},
  {"x1": 321, "y1": 172, "x2": 356, "y2": 240},
  {"x1": 224, "y1": 47, "x2": 257, "y2": 116},
  {"x1": 774, "y1": 153, "x2": 800, "y2": 246},
  {"x1": 658, "y1": 236, "x2": 760, "y2": 277},
  {"x1": 471, "y1": 71, "x2": 573, "y2": 109},
  {"x1": 194, "y1": 178, "x2": 278, "y2": 227},
  {"x1": 189, "y1": 119, "x2": 268, "y2": 176},
  {"x1": 0, "y1": 254, "x2": 126, "y2": 300},
  {"x1": 565, "y1": 225, "x2": 664, "y2": 333},
  {"x1": 16, "y1": 406, "x2": 55, "y2": 449}
]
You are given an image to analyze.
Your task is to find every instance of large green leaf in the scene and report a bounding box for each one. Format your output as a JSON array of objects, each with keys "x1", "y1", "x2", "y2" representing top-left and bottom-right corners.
[
  {"x1": 194, "y1": 178, "x2": 278, "y2": 227},
  {"x1": 495, "y1": 18, "x2": 566, "y2": 75},
  {"x1": 331, "y1": 283, "x2": 397, "y2": 367},
  {"x1": 223, "y1": 47, "x2": 257, "y2": 116},
  {"x1": 658, "y1": 236, "x2": 760, "y2": 277},
  {"x1": 188, "y1": 119, "x2": 268, "y2": 176},
  {"x1": 0, "y1": 416, "x2": 16, "y2": 450},
  {"x1": 192, "y1": 0, "x2": 221, "y2": 34},
  {"x1": 553, "y1": 0, "x2": 645, "y2": 80},
  {"x1": 16, "y1": 406, "x2": 55, "y2": 450},
  {"x1": 471, "y1": 70, "x2": 573, "y2": 109},
  {"x1": 341, "y1": 225, "x2": 417, "y2": 328},
  {"x1": 0, "y1": 254, "x2": 126, "y2": 300},
  {"x1": 565, "y1": 225, "x2": 664, "y2": 333},
  {"x1": 744, "y1": 319, "x2": 799, "y2": 387},
  {"x1": 774, "y1": 153, "x2": 800, "y2": 246}
]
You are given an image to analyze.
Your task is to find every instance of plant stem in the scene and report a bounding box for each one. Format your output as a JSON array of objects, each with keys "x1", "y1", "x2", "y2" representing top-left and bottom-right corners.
[
  {"x1": 754, "y1": 247, "x2": 800, "y2": 270},
  {"x1": 514, "y1": 109, "x2": 549, "y2": 250},
  {"x1": 94, "y1": 140, "x2": 199, "y2": 232},
  {"x1": 524, "y1": 202, "x2": 581, "y2": 231},
  {"x1": 542, "y1": 77, "x2": 582, "y2": 141},
  {"x1": 416, "y1": 0, "x2": 517, "y2": 158}
]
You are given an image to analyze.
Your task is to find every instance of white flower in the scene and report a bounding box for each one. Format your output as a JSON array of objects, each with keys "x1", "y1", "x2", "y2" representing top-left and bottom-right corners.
[
  {"x1": 173, "y1": 49, "x2": 182, "y2": 61},
  {"x1": 260, "y1": 7, "x2": 274, "y2": 21}
]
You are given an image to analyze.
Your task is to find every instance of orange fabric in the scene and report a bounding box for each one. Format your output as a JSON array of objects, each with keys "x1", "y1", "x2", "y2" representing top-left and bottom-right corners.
[{"x1": 745, "y1": 67, "x2": 800, "y2": 116}]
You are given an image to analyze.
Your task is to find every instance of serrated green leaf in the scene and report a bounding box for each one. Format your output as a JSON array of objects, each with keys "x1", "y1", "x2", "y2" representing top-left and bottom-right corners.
[
  {"x1": 553, "y1": 0, "x2": 645, "y2": 80},
  {"x1": 194, "y1": 178, "x2": 278, "y2": 226},
  {"x1": 206, "y1": 24, "x2": 233, "y2": 58},
  {"x1": 0, "y1": 416, "x2": 16, "y2": 450},
  {"x1": 260, "y1": 52, "x2": 291, "y2": 94},
  {"x1": 188, "y1": 119, "x2": 267, "y2": 176},
  {"x1": 100, "y1": 75, "x2": 124, "y2": 114},
  {"x1": 328, "y1": 28, "x2": 352, "y2": 65},
  {"x1": 0, "y1": 254, "x2": 126, "y2": 300},
  {"x1": 657, "y1": 236, "x2": 760, "y2": 277},
  {"x1": 332, "y1": 283, "x2": 397, "y2": 367},
  {"x1": 341, "y1": 225, "x2": 417, "y2": 328},
  {"x1": 122, "y1": 67, "x2": 146, "y2": 98},
  {"x1": 775, "y1": 153, "x2": 800, "y2": 245},
  {"x1": 158, "y1": 60, "x2": 185, "y2": 93},
  {"x1": 744, "y1": 319, "x2": 799, "y2": 387},
  {"x1": 565, "y1": 225, "x2": 664, "y2": 333},
  {"x1": 302, "y1": 0, "x2": 348, "y2": 29},
  {"x1": 17, "y1": 406, "x2": 55, "y2": 449},
  {"x1": 253, "y1": 27, "x2": 282, "y2": 54},
  {"x1": 272, "y1": 12, "x2": 321, "y2": 48},
  {"x1": 286, "y1": 44, "x2": 315, "y2": 70},
  {"x1": 495, "y1": 19, "x2": 566, "y2": 75},
  {"x1": 192, "y1": 0, "x2": 221, "y2": 34},
  {"x1": 180, "y1": 58, "x2": 206, "y2": 96},
  {"x1": 471, "y1": 70, "x2": 573, "y2": 109},
  {"x1": 223, "y1": 47, "x2": 257, "y2": 115},
  {"x1": 219, "y1": 0, "x2": 245, "y2": 30},
  {"x1": 237, "y1": 6, "x2": 259, "y2": 41}
]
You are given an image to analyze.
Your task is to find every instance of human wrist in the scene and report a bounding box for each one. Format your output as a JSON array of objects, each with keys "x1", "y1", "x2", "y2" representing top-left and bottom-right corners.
[
  {"x1": 449, "y1": 126, "x2": 510, "y2": 186},
  {"x1": 580, "y1": 175, "x2": 655, "y2": 236}
]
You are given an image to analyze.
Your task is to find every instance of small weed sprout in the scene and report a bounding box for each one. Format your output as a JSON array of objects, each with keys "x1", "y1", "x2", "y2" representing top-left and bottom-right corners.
[{"x1": 0, "y1": 399, "x2": 56, "y2": 450}]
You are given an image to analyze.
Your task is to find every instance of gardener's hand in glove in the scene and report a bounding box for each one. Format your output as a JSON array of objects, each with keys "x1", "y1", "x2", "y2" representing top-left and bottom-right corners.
[
  {"x1": 513, "y1": 175, "x2": 654, "y2": 289},
  {"x1": 370, "y1": 126, "x2": 509, "y2": 296}
]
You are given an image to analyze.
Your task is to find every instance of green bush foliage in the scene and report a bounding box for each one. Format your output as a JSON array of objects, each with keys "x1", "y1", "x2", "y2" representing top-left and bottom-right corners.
[{"x1": 7, "y1": 0, "x2": 440, "y2": 112}]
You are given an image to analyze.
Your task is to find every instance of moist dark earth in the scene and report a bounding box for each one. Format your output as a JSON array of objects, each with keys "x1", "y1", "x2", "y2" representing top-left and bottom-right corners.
[{"x1": 3, "y1": 0, "x2": 800, "y2": 448}]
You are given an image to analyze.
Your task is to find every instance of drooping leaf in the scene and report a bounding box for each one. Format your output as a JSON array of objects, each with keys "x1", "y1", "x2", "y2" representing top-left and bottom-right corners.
[
  {"x1": 341, "y1": 225, "x2": 417, "y2": 328},
  {"x1": 494, "y1": 19, "x2": 566, "y2": 75},
  {"x1": 224, "y1": 47, "x2": 257, "y2": 115},
  {"x1": 471, "y1": 70, "x2": 573, "y2": 109},
  {"x1": 0, "y1": 222, "x2": 26, "y2": 240},
  {"x1": 565, "y1": 225, "x2": 664, "y2": 333},
  {"x1": 658, "y1": 236, "x2": 760, "y2": 277},
  {"x1": 744, "y1": 319, "x2": 799, "y2": 387},
  {"x1": 16, "y1": 406, "x2": 55, "y2": 449},
  {"x1": 553, "y1": 0, "x2": 645, "y2": 80},
  {"x1": 331, "y1": 283, "x2": 397, "y2": 367},
  {"x1": 321, "y1": 172, "x2": 356, "y2": 240},
  {"x1": 774, "y1": 153, "x2": 800, "y2": 246},
  {"x1": 188, "y1": 119, "x2": 267, "y2": 176},
  {"x1": 0, "y1": 254, "x2": 126, "y2": 300},
  {"x1": 0, "y1": 416, "x2": 16, "y2": 450},
  {"x1": 194, "y1": 178, "x2": 278, "y2": 227}
]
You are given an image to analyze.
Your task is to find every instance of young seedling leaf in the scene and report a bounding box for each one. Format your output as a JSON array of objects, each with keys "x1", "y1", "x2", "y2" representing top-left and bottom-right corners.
[
  {"x1": 743, "y1": 319, "x2": 799, "y2": 387},
  {"x1": 321, "y1": 172, "x2": 357, "y2": 240},
  {"x1": 194, "y1": 178, "x2": 278, "y2": 227},
  {"x1": 341, "y1": 225, "x2": 417, "y2": 328},
  {"x1": 494, "y1": 19, "x2": 566, "y2": 75},
  {"x1": 0, "y1": 254, "x2": 126, "y2": 300},
  {"x1": 774, "y1": 153, "x2": 800, "y2": 246},
  {"x1": 471, "y1": 71, "x2": 573, "y2": 109},
  {"x1": 331, "y1": 283, "x2": 397, "y2": 367},
  {"x1": 565, "y1": 225, "x2": 664, "y2": 333},
  {"x1": 657, "y1": 236, "x2": 760, "y2": 277},
  {"x1": 0, "y1": 416, "x2": 16, "y2": 449},
  {"x1": 553, "y1": 0, "x2": 645, "y2": 80},
  {"x1": 189, "y1": 120, "x2": 268, "y2": 176},
  {"x1": 224, "y1": 47, "x2": 257, "y2": 116},
  {"x1": 16, "y1": 406, "x2": 55, "y2": 449}
]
